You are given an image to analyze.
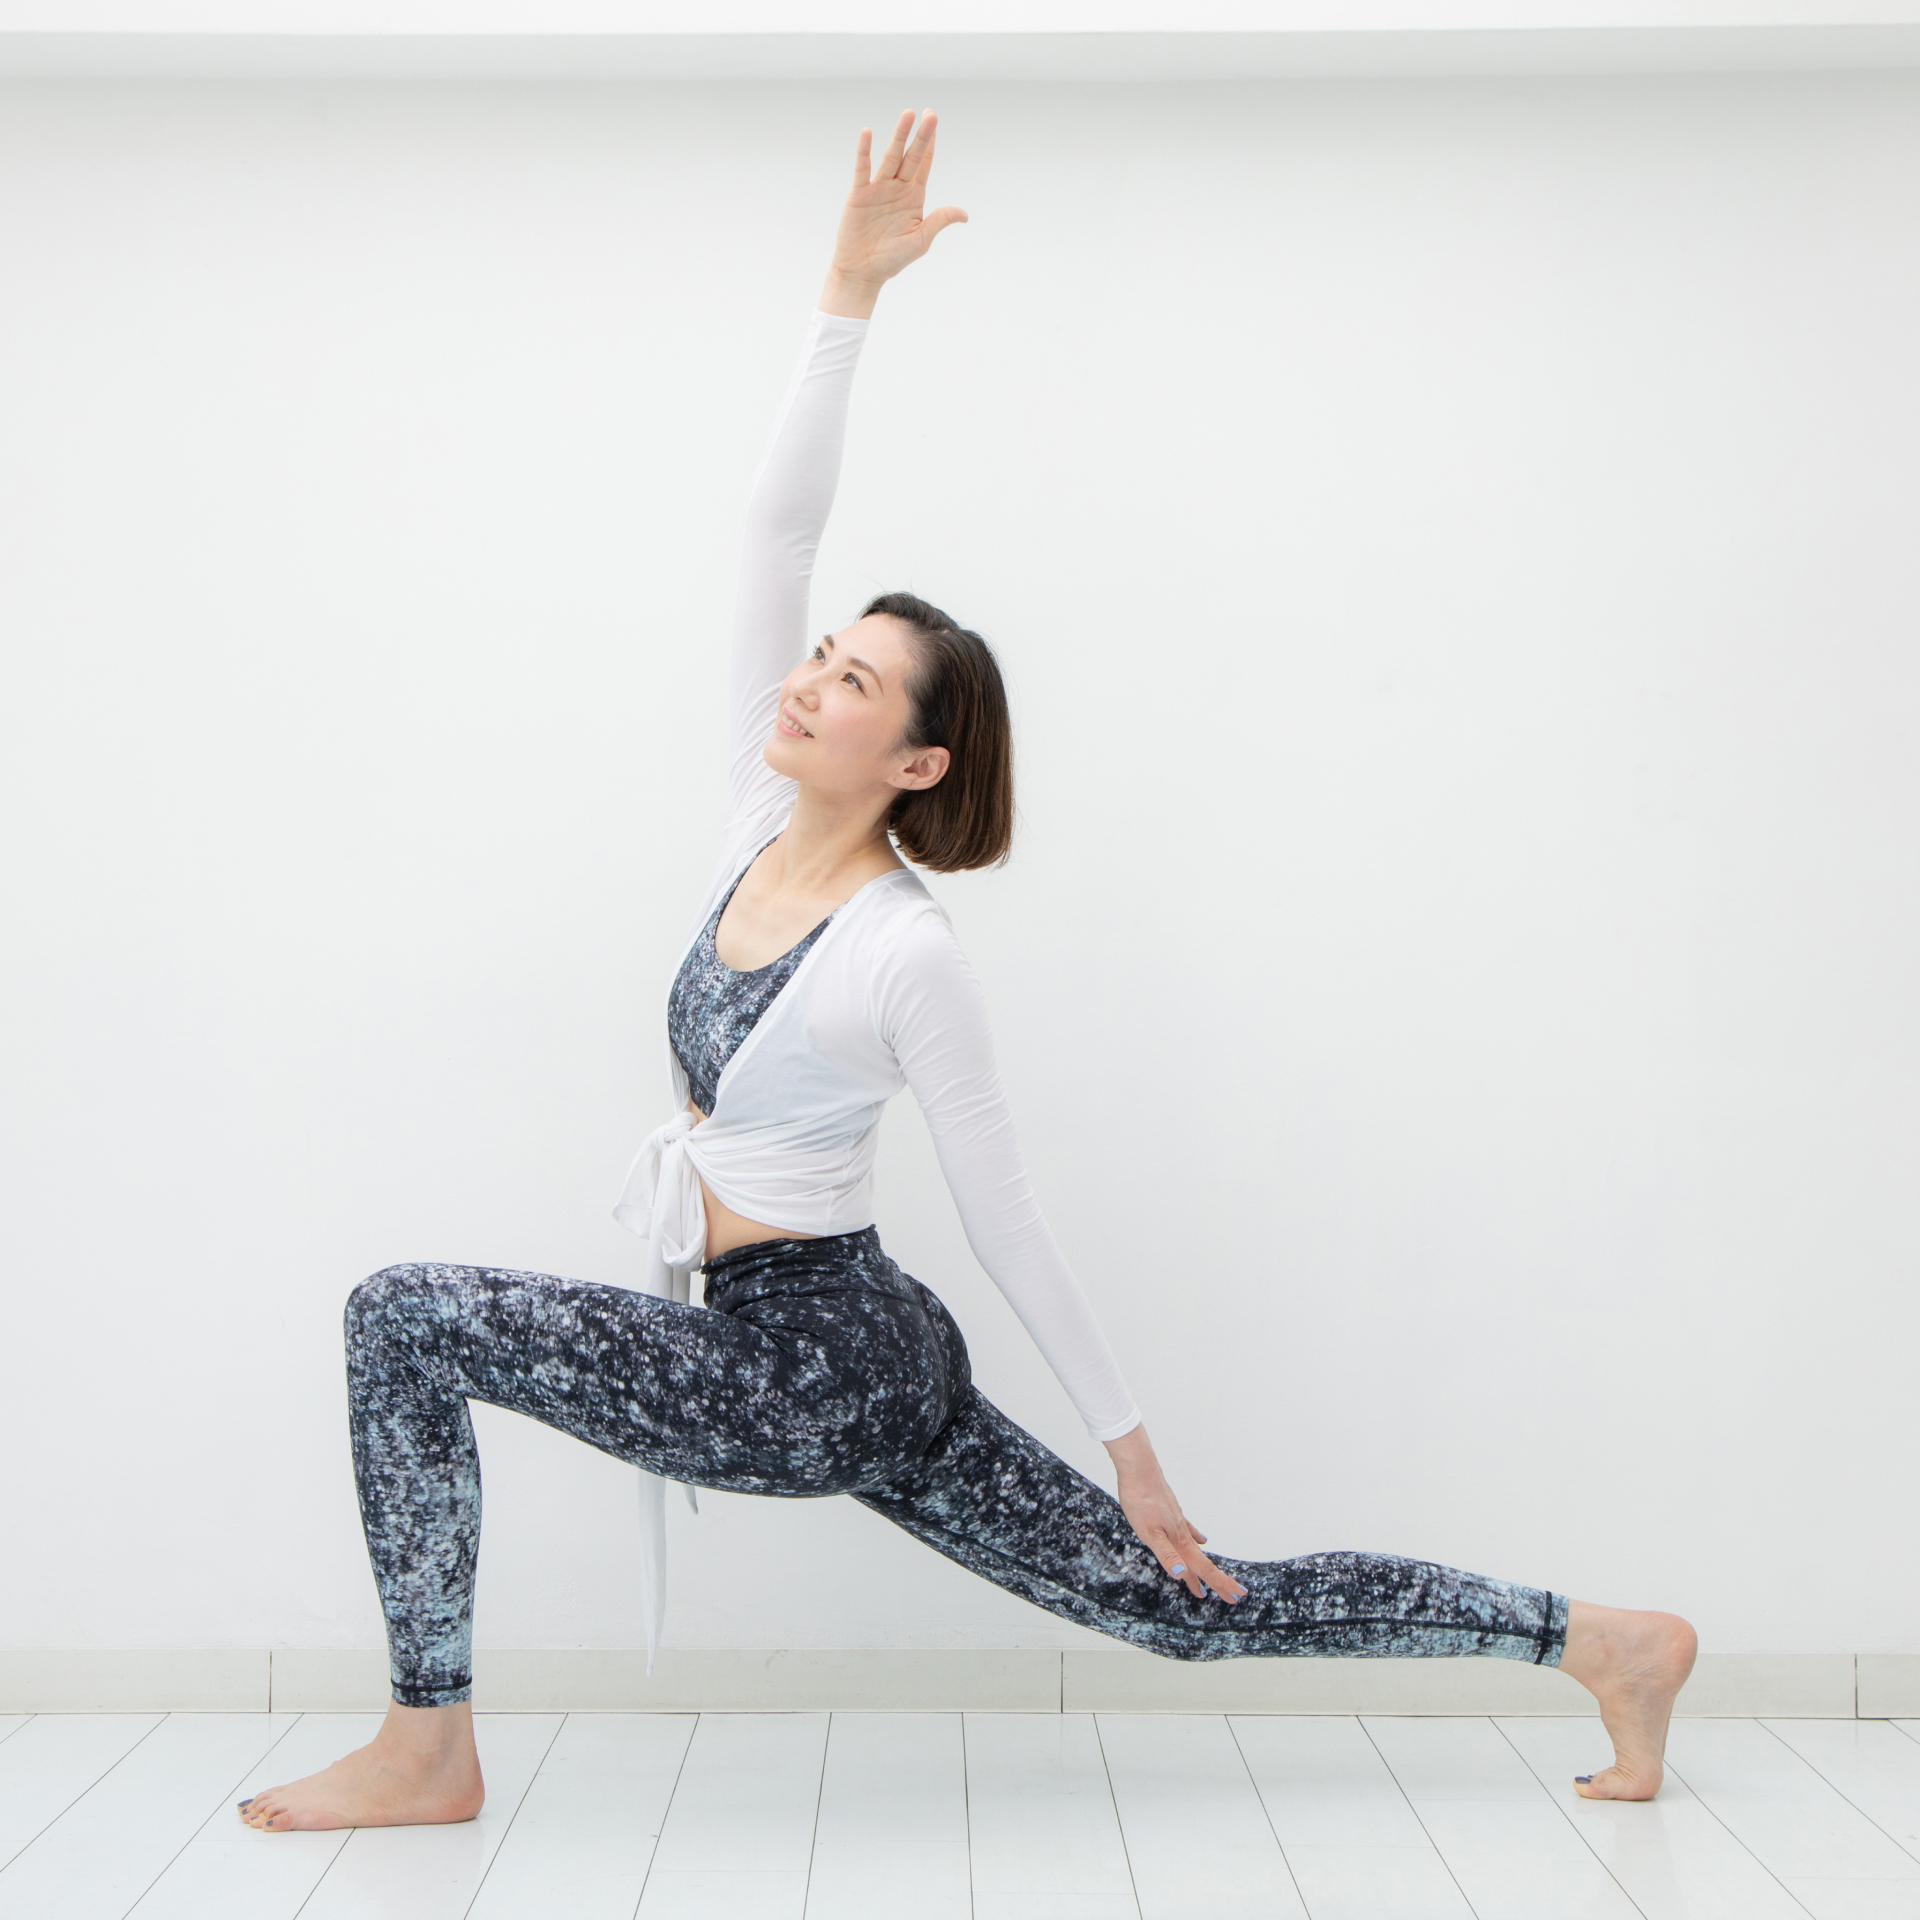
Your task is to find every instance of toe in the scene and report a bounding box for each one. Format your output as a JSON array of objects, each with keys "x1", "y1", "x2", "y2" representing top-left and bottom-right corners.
[{"x1": 1574, "y1": 1765, "x2": 1658, "y2": 1803}]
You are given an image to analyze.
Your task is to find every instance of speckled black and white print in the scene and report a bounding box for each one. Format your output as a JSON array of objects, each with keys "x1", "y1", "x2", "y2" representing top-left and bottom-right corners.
[
  {"x1": 346, "y1": 1230, "x2": 1566, "y2": 1708},
  {"x1": 667, "y1": 864, "x2": 830, "y2": 1116}
]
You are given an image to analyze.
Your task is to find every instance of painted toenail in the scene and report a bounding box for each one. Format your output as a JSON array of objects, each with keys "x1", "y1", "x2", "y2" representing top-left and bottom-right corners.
[{"x1": 1575, "y1": 1775, "x2": 1593, "y2": 1784}]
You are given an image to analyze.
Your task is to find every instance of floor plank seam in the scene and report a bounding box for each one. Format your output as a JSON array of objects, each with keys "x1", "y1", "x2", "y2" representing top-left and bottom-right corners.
[
  {"x1": 957, "y1": 1711, "x2": 975, "y2": 1920},
  {"x1": 628, "y1": 1709, "x2": 698, "y2": 1919},
  {"x1": 0, "y1": 1712, "x2": 167, "y2": 1880},
  {"x1": 1090, "y1": 1714, "x2": 1145, "y2": 1920},
  {"x1": 798, "y1": 1712, "x2": 832, "y2": 1920},
  {"x1": 1756, "y1": 1716, "x2": 1920, "y2": 1871},
  {"x1": 1223, "y1": 1713, "x2": 1311, "y2": 1919},
  {"x1": 1656, "y1": 1753, "x2": 1818, "y2": 1917},
  {"x1": 120, "y1": 1711, "x2": 307, "y2": 1920},
  {"x1": 1489, "y1": 1717, "x2": 1653, "y2": 1918},
  {"x1": 1492, "y1": 1714, "x2": 1650, "y2": 1916},
  {"x1": 458, "y1": 1709, "x2": 569, "y2": 1920},
  {"x1": 1360, "y1": 1713, "x2": 1485, "y2": 1919},
  {"x1": 291, "y1": 1778, "x2": 360, "y2": 1920}
]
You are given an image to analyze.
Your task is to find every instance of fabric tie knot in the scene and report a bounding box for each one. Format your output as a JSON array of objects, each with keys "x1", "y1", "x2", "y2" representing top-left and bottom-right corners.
[{"x1": 615, "y1": 1108, "x2": 709, "y2": 1298}]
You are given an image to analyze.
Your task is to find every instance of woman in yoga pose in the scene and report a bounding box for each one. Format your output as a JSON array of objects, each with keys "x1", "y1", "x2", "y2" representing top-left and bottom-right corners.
[{"x1": 241, "y1": 110, "x2": 1694, "y2": 1834}]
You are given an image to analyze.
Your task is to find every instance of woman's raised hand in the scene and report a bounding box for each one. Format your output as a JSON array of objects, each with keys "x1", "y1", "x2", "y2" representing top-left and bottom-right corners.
[{"x1": 820, "y1": 110, "x2": 967, "y2": 319}]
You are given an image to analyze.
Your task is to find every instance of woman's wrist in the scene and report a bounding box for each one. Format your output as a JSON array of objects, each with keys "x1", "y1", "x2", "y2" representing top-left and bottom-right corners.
[
  {"x1": 1102, "y1": 1421, "x2": 1156, "y2": 1481},
  {"x1": 819, "y1": 267, "x2": 883, "y2": 320}
]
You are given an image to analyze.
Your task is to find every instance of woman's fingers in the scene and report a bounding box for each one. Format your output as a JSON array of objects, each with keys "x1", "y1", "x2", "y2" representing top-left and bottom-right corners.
[
  {"x1": 921, "y1": 206, "x2": 968, "y2": 244},
  {"x1": 1163, "y1": 1524, "x2": 1246, "y2": 1605},
  {"x1": 1148, "y1": 1526, "x2": 1207, "y2": 1600},
  {"x1": 1146, "y1": 1530, "x2": 1194, "y2": 1594},
  {"x1": 851, "y1": 125, "x2": 872, "y2": 189},
  {"x1": 1180, "y1": 1548, "x2": 1241, "y2": 1604},
  {"x1": 875, "y1": 108, "x2": 916, "y2": 180},
  {"x1": 1118, "y1": 1472, "x2": 1244, "y2": 1604},
  {"x1": 902, "y1": 110, "x2": 939, "y2": 182},
  {"x1": 1192, "y1": 1549, "x2": 1247, "y2": 1604}
]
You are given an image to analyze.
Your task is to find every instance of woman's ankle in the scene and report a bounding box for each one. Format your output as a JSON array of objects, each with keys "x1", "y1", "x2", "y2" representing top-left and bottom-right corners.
[{"x1": 377, "y1": 1698, "x2": 476, "y2": 1761}]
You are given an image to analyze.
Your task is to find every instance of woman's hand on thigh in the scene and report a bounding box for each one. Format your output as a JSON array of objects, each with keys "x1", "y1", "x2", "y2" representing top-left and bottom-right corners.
[{"x1": 1104, "y1": 1424, "x2": 1246, "y2": 1604}]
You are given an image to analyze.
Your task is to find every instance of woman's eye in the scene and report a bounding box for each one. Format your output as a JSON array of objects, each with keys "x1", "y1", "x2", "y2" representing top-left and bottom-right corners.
[
  {"x1": 844, "y1": 671, "x2": 862, "y2": 691},
  {"x1": 810, "y1": 644, "x2": 825, "y2": 660}
]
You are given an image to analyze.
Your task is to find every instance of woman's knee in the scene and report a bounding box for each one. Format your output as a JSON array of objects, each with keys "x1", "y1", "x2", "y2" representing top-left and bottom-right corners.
[{"x1": 344, "y1": 1263, "x2": 431, "y2": 1344}]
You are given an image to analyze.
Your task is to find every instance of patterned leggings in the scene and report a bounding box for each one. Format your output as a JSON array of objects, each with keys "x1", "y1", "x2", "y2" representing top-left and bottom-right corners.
[{"x1": 346, "y1": 1227, "x2": 1567, "y2": 1707}]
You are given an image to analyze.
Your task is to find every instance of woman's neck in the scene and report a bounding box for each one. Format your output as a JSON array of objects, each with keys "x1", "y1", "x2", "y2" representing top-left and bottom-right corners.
[{"x1": 773, "y1": 783, "x2": 904, "y2": 895}]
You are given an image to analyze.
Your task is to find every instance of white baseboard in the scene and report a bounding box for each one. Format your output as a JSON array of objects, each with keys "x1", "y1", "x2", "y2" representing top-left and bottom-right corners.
[
  {"x1": 1671, "y1": 1652, "x2": 1859, "y2": 1718},
  {"x1": 1858, "y1": 1654, "x2": 1920, "y2": 1718},
  {"x1": 0, "y1": 1647, "x2": 1898, "y2": 1716},
  {"x1": 266, "y1": 1647, "x2": 1064, "y2": 1713},
  {"x1": 0, "y1": 1649, "x2": 268, "y2": 1712},
  {"x1": 266, "y1": 1648, "x2": 382, "y2": 1712},
  {"x1": 1060, "y1": 1650, "x2": 1860, "y2": 1717},
  {"x1": 1064, "y1": 1651, "x2": 1601, "y2": 1715}
]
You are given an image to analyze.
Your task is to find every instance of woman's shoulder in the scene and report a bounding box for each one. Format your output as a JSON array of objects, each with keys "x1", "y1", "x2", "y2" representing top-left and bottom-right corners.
[
  {"x1": 811, "y1": 864, "x2": 962, "y2": 968},
  {"x1": 859, "y1": 866, "x2": 958, "y2": 947},
  {"x1": 850, "y1": 871, "x2": 990, "y2": 1024}
]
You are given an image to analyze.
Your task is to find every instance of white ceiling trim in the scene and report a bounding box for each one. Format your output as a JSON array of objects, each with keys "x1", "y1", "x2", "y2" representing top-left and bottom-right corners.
[{"x1": 3, "y1": 24, "x2": 1920, "y2": 79}]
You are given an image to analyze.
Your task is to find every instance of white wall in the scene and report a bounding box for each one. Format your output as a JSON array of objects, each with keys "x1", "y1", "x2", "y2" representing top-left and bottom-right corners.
[{"x1": 2, "y1": 71, "x2": 1915, "y2": 1663}]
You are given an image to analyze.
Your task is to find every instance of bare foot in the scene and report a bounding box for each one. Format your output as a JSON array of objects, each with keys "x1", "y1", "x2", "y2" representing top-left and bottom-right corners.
[
  {"x1": 1557, "y1": 1599, "x2": 1697, "y2": 1800},
  {"x1": 238, "y1": 1700, "x2": 484, "y2": 1831}
]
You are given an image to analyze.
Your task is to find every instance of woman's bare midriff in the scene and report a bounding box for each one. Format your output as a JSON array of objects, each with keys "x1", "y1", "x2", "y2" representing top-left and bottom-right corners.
[{"x1": 687, "y1": 1100, "x2": 820, "y2": 1263}]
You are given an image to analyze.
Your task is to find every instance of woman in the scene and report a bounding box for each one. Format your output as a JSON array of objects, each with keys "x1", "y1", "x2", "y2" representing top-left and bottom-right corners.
[{"x1": 241, "y1": 110, "x2": 1694, "y2": 1834}]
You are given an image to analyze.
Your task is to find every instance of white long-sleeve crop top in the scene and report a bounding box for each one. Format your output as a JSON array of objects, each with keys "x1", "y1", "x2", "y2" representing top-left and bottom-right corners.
[{"x1": 613, "y1": 311, "x2": 1140, "y2": 1656}]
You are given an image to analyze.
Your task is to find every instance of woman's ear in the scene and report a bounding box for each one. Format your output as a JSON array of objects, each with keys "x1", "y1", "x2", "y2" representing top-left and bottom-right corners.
[{"x1": 891, "y1": 744, "x2": 951, "y2": 792}]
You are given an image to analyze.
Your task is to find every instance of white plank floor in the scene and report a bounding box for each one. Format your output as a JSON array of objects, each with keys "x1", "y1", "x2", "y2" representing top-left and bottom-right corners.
[{"x1": 1, "y1": 1710, "x2": 1917, "y2": 1917}]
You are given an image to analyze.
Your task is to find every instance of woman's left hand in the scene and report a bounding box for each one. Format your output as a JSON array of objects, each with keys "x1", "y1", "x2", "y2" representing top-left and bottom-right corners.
[
  {"x1": 820, "y1": 110, "x2": 967, "y2": 318},
  {"x1": 1104, "y1": 1424, "x2": 1247, "y2": 1605}
]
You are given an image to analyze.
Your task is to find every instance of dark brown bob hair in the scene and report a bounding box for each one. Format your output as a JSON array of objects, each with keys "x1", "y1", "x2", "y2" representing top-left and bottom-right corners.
[{"x1": 865, "y1": 590, "x2": 1014, "y2": 873}]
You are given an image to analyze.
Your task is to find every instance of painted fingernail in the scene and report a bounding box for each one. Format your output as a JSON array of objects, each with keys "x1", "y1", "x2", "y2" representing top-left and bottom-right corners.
[{"x1": 1169, "y1": 1564, "x2": 1186, "y2": 1578}]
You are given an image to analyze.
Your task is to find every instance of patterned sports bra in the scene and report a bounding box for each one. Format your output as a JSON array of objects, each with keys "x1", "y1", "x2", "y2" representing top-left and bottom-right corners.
[{"x1": 667, "y1": 859, "x2": 832, "y2": 1117}]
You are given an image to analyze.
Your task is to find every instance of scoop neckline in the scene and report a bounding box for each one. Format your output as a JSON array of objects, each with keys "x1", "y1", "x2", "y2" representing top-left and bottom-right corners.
[
  {"x1": 703, "y1": 900, "x2": 832, "y2": 980},
  {"x1": 708, "y1": 835, "x2": 909, "y2": 978}
]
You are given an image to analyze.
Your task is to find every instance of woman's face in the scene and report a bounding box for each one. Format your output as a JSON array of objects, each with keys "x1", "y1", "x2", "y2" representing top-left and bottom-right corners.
[{"x1": 763, "y1": 613, "x2": 949, "y2": 801}]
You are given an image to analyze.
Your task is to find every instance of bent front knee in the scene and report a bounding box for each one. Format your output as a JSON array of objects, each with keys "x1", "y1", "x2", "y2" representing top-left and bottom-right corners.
[{"x1": 344, "y1": 1263, "x2": 432, "y2": 1345}]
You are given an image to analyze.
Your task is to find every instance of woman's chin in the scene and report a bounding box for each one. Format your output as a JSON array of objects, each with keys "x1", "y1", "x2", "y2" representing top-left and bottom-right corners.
[{"x1": 763, "y1": 737, "x2": 807, "y2": 778}]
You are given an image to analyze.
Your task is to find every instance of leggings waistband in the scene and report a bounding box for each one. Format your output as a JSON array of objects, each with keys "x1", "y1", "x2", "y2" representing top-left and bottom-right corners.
[{"x1": 700, "y1": 1224, "x2": 889, "y2": 1312}]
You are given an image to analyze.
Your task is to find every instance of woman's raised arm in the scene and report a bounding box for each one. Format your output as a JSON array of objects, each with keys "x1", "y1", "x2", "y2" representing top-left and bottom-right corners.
[{"x1": 724, "y1": 112, "x2": 967, "y2": 829}]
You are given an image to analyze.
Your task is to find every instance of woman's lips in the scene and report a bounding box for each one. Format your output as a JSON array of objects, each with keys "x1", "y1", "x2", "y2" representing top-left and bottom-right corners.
[{"x1": 777, "y1": 707, "x2": 813, "y2": 738}]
